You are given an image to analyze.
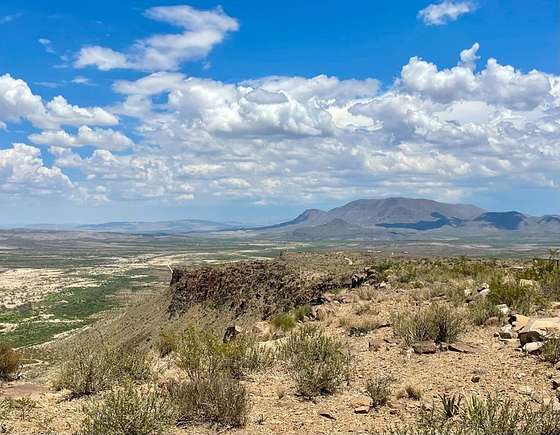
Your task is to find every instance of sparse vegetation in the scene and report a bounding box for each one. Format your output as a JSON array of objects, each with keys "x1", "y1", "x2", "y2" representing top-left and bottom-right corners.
[
  {"x1": 468, "y1": 298, "x2": 502, "y2": 326},
  {"x1": 488, "y1": 276, "x2": 546, "y2": 315},
  {"x1": 53, "y1": 344, "x2": 152, "y2": 399},
  {"x1": 279, "y1": 324, "x2": 350, "y2": 398},
  {"x1": 404, "y1": 384, "x2": 423, "y2": 400},
  {"x1": 78, "y1": 384, "x2": 173, "y2": 435},
  {"x1": 346, "y1": 319, "x2": 379, "y2": 336},
  {"x1": 292, "y1": 305, "x2": 312, "y2": 322},
  {"x1": 540, "y1": 337, "x2": 560, "y2": 364},
  {"x1": 157, "y1": 328, "x2": 181, "y2": 357},
  {"x1": 0, "y1": 343, "x2": 22, "y2": 380},
  {"x1": 366, "y1": 375, "x2": 395, "y2": 408},
  {"x1": 392, "y1": 303, "x2": 466, "y2": 345},
  {"x1": 271, "y1": 312, "x2": 297, "y2": 332},
  {"x1": 385, "y1": 395, "x2": 560, "y2": 435}
]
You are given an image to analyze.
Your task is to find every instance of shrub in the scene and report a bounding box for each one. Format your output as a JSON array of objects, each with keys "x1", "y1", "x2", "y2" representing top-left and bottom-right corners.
[
  {"x1": 292, "y1": 305, "x2": 312, "y2": 322},
  {"x1": 271, "y1": 313, "x2": 296, "y2": 332},
  {"x1": 540, "y1": 337, "x2": 560, "y2": 365},
  {"x1": 166, "y1": 375, "x2": 249, "y2": 428},
  {"x1": 405, "y1": 384, "x2": 422, "y2": 401},
  {"x1": 384, "y1": 395, "x2": 560, "y2": 435},
  {"x1": 279, "y1": 325, "x2": 350, "y2": 398},
  {"x1": 175, "y1": 326, "x2": 273, "y2": 380},
  {"x1": 78, "y1": 384, "x2": 173, "y2": 435},
  {"x1": 468, "y1": 299, "x2": 502, "y2": 326},
  {"x1": 0, "y1": 343, "x2": 22, "y2": 380},
  {"x1": 366, "y1": 375, "x2": 395, "y2": 408},
  {"x1": 346, "y1": 319, "x2": 379, "y2": 337},
  {"x1": 392, "y1": 304, "x2": 466, "y2": 345},
  {"x1": 53, "y1": 344, "x2": 152, "y2": 399},
  {"x1": 488, "y1": 277, "x2": 546, "y2": 315},
  {"x1": 157, "y1": 328, "x2": 180, "y2": 357}
]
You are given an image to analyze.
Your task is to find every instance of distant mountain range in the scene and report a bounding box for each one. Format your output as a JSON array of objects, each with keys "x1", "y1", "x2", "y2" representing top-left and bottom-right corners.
[
  {"x1": 252, "y1": 198, "x2": 560, "y2": 240},
  {"x1": 17, "y1": 197, "x2": 560, "y2": 240}
]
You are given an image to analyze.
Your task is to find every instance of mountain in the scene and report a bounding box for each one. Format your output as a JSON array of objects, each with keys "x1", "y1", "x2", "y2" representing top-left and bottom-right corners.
[{"x1": 256, "y1": 198, "x2": 560, "y2": 240}]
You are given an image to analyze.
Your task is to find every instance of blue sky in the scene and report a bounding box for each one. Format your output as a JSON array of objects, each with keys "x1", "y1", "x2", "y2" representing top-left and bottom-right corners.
[{"x1": 0, "y1": 0, "x2": 559, "y2": 224}]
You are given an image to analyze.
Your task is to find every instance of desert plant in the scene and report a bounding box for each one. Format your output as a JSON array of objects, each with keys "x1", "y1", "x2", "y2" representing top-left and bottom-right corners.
[
  {"x1": 346, "y1": 319, "x2": 379, "y2": 337},
  {"x1": 157, "y1": 328, "x2": 180, "y2": 357},
  {"x1": 468, "y1": 299, "x2": 502, "y2": 326},
  {"x1": 53, "y1": 344, "x2": 152, "y2": 399},
  {"x1": 540, "y1": 337, "x2": 560, "y2": 365},
  {"x1": 392, "y1": 303, "x2": 466, "y2": 345},
  {"x1": 271, "y1": 313, "x2": 296, "y2": 332},
  {"x1": 292, "y1": 305, "x2": 312, "y2": 322},
  {"x1": 166, "y1": 375, "x2": 249, "y2": 428},
  {"x1": 439, "y1": 393, "x2": 462, "y2": 419},
  {"x1": 0, "y1": 343, "x2": 22, "y2": 380},
  {"x1": 405, "y1": 384, "x2": 423, "y2": 400},
  {"x1": 78, "y1": 383, "x2": 173, "y2": 435},
  {"x1": 279, "y1": 325, "x2": 350, "y2": 398},
  {"x1": 366, "y1": 375, "x2": 395, "y2": 408},
  {"x1": 488, "y1": 277, "x2": 546, "y2": 315}
]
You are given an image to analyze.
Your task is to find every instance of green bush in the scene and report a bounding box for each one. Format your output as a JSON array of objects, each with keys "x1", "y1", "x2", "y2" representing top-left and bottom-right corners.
[
  {"x1": 271, "y1": 313, "x2": 296, "y2": 332},
  {"x1": 346, "y1": 319, "x2": 379, "y2": 337},
  {"x1": 53, "y1": 344, "x2": 152, "y2": 399},
  {"x1": 366, "y1": 375, "x2": 395, "y2": 408},
  {"x1": 488, "y1": 277, "x2": 546, "y2": 315},
  {"x1": 157, "y1": 328, "x2": 180, "y2": 357},
  {"x1": 78, "y1": 383, "x2": 173, "y2": 435},
  {"x1": 384, "y1": 395, "x2": 560, "y2": 435},
  {"x1": 0, "y1": 343, "x2": 22, "y2": 380},
  {"x1": 279, "y1": 325, "x2": 350, "y2": 398},
  {"x1": 392, "y1": 303, "x2": 466, "y2": 345},
  {"x1": 166, "y1": 375, "x2": 249, "y2": 428},
  {"x1": 468, "y1": 299, "x2": 502, "y2": 326},
  {"x1": 292, "y1": 305, "x2": 312, "y2": 322},
  {"x1": 540, "y1": 337, "x2": 560, "y2": 365}
]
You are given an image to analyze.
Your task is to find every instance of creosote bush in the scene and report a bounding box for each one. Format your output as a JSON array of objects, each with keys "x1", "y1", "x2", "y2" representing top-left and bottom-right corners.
[
  {"x1": 384, "y1": 395, "x2": 560, "y2": 435},
  {"x1": 540, "y1": 337, "x2": 560, "y2": 365},
  {"x1": 392, "y1": 303, "x2": 466, "y2": 345},
  {"x1": 279, "y1": 324, "x2": 350, "y2": 398},
  {"x1": 366, "y1": 375, "x2": 395, "y2": 408},
  {"x1": 53, "y1": 344, "x2": 152, "y2": 399},
  {"x1": 468, "y1": 299, "x2": 502, "y2": 326},
  {"x1": 346, "y1": 319, "x2": 379, "y2": 337},
  {"x1": 78, "y1": 383, "x2": 173, "y2": 435},
  {"x1": 488, "y1": 277, "x2": 546, "y2": 315},
  {"x1": 0, "y1": 343, "x2": 22, "y2": 380},
  {"x1": 271, "y1": 313, "x2": 297, "y2": 332}
]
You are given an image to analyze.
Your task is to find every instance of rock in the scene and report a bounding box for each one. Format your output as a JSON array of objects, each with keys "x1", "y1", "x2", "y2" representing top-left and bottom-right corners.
[
  {"x1": 464, "y1": 288, "x2": 473, "y2": 297},
  {"x1": 517, "y1": 386, "x2": 534, "y2": 396},
  {"x1": 485, "y1": 317, "x2": 501, "y2": 327},
  {"x1": 499, "y1": 325, "x2": 517, "y2": 339},
  {"x1": 354, "y1": 406, "x2": 370, "y2": 414},
  {"x1": 551, "y1": 378, "x2": 560, "y2": 390},
  {"x1": 477, "y1": 288, "x2": 490, "y2": 298},
  {"x1": 318, "y1": 410, "x2": 336, "y2": 420},
  {"x1": 523, "y1": 341, "x2": 544, "y2": 354},
  {"x1": 352, "y1": 273, "x2": 368, "y2": 289},
  {"x1": 543, "y1": 397, "x2": 560, "y2": 411},
  {"x1": 223, "y1": 325, "x2": 243, "y2": 343},
  {"x1": 518, "y1": 318, "x2": 560, "y2": 345},
  {"x1": 496, "y1": 304, "x2": 510, "y2": 316},
  {"x1": 471, "y1": 375, "x2": 481, "y2": 383},
  {"x1": 412, "y1": 341, "x2": 437, "y2": 354},
  {"x1": 368, "y1": 339, "x2": 384, "y2": 352},
  {"x1": 449, "y1": 342, "x2": 479, "y2": 354},
  {"x1": 555, "y1": 361, "x2": 560, "y2": 371},
  {"x1": 510, "y1": 314, "x2": 530, "y2": 331}
]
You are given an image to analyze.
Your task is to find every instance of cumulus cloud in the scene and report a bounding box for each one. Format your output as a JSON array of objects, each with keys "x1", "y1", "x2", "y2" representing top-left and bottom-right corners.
[
  {"x1": 2, "y1": 44, "x2": 560, "y2": 207},
  {"x1": 29, "y1": 126, "x2": 134, "y2": 151},
  {"x1": 75, "y1": 5, "x2": 239, "y2": 71},
  {"x1": 418, "y1": 1, "x2": 477, "y2": 26},
  {"x1": 0, "y1": 74, "x2": 117, "y2": 129}
]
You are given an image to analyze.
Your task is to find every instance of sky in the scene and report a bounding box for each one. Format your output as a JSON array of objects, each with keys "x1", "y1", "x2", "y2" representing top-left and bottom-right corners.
[{"x1": 0, "y1": 0, "x2": 559, "y2": 225}]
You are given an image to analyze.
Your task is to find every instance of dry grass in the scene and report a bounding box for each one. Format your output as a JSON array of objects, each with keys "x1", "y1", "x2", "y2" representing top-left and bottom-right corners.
[{"x1": 0, "y1": 343, "x2": 22, "y2": 380}]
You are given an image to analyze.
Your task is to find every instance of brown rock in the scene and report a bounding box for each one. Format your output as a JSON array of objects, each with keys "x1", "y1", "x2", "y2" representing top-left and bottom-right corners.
[
  {"x1": 510, "y1": 314, "x2": 530, "y2": 331},
  {"x1": 471, "y1": 375, "x2": 481, "y2": 383},
  {"x1": 412, "y1": 341, "x2": 437, "y2": 354},
  {"x1": 449, "y1": 342, "x2": 479, "y2": 354},
  {"x1": 518, "y1": 318, "x2": 560, "y2": 346},
  {"x1": 354, "y1": 406, "x2": 370, "y2": 414},
  {"x1": 318, "y1": 410, "x2": 336, "y2": 420}
]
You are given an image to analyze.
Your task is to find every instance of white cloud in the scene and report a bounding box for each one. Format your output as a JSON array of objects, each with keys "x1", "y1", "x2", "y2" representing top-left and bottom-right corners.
[
  {"x1": 0, "y1": 74, "x2": 118, "y2": 129},
  {"x1": 418, "y1": 1, "x2": 477, "y2": 26},
  {"x1": 75, "y1": 5, "x2": 239, "y2": 71},
  {"x1": 29, "y1": 126, "x2": 134, "y2": 151},
  {"x1": 38, "y1": 38, "x2": 55, "y2": 54}
]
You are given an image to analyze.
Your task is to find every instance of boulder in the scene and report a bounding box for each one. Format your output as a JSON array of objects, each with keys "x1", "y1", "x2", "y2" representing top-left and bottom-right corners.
[
  {"x1": 509, "y1": 314, "x2": 530, "y2": 331},
  {"x1": 496, "y1": 304, "x2": 510, "y2": 316},
  {"x1": 412, "y1": 341, "x2": 437, "y2": 354},
  {"x1": 499, "y1": 325, "x2": 517, "y2": 339},
  {"x1": 518, "y1": 318, "x2": 560, "y2": 346},
  {"x1": 523, "y1": 341, "x2": 544, "y2": 354},
  {"x1": 223, "y1": 325, "x2": 243, "y2": 343},
  {"x1": 354, "y1": 406, "x2": 370, "y2": 414},
  {"x1": 351, "y1": 273, "x2": 369, "y2": 289},
  {"x1": 448, "y1": 342, "x2": 479, "y2": 354}
]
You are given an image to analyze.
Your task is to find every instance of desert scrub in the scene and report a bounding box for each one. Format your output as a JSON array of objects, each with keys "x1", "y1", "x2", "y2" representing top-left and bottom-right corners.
[
  {"x1": 270, "y1": 312, "x2": 296, "y2": 332},
  {"x1": 540, "y1": 337, "x2": 560, "y2": 365},
  {"x1": 292, "y1": 305, "x2": 312, "y2": 322},
  {"x1": 53, "y1": 344, "x2": 152, "y2": 399},
  {"x1": 157, "y1": 328, "x2": 181, "y2": 357},
  {"x1": 384, "y1": 395, "x2": 560, "y2": 435},
  {"x1": 175, "y1": 325, "x2": 273, "y2": 380},
  {"x1": 392, "y1": 303, "x2": 466, "y2": 345},
  {"x1": 166, "y1": 374, "x2": 249, "y2": 428},
  {"x1": 279, "y1": 324, "x2": 350, "y2": 398},
  {"x1": 366, "y1": 375, "x2": 395, "y2": 408},
  {"x1": 468, "y1": 298, "x2": 502, "y2": 326},
  {"x1": 0, "y1": 343, "x2": 22, "y2": 380},
  {"x1": 77, "y1": 383, "x2": 173, "y2": 435},
  {"x1": 346, "y1": 319, "x2": 379, "y2": 337},
  {"x1": 488, "y1": 277, "x2": 546, "y2": 315},
  {"x1": 404, "y1": 384, "x2": 422, "y2": 400}
]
